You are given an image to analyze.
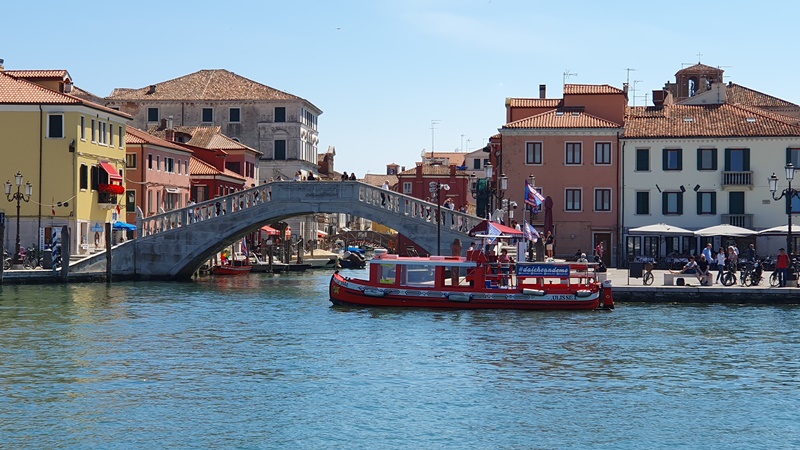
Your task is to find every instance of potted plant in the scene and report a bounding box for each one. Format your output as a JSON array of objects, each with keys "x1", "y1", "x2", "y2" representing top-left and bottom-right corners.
[{"x1": 99, "y1": 183, "x2": 125, "y2": 195}]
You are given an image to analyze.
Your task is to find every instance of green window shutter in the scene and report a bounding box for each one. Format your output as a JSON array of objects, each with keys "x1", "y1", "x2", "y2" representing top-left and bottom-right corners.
[
  {"x1": 743, "y1": 149, "x2": 750, "y2": 171},
  {"x1": 696, "y1": 192, "x2": 702, "y2": 215},
  {"x1": 787, "y1": 147, "x2": 793, "y2": 165},
  {"x1": 662, "y1": 192, "x2": 668, "y2": 215},
  {"x1": 678, "y1": 192, "x2": 684, "y2": 215},
  {"x1": 711, "y1": 149, "x2": 718, "y2": 170},
  {"x1": 662, "y1": 149, "x2": 668, "y2": 171},
  {"x1": 677, "y1": 150, "x2": 683, "y2": 170},
  {"x1": 724, "y1": 149, "x2": 731, "y2": 171},
  {"x1": 711, "y1": 192, "x2": 717, "y2": 215}
]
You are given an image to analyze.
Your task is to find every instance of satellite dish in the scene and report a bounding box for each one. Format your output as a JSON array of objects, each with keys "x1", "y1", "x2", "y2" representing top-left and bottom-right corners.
[
  {"x1": 442, "y1": 184, "x2": 451, "y2": 191},
  {"x1": 429, "y1": 182, "x2": 437, "y2": 187}
]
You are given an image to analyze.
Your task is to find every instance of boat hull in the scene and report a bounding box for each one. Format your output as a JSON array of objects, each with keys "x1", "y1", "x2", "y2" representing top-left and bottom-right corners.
[
  {"x1": 212, "y1": 265, "x2": 252, "y2": 275},
  {"x1": 330, "y1": 272, "x2": 603, "y2": 310}
]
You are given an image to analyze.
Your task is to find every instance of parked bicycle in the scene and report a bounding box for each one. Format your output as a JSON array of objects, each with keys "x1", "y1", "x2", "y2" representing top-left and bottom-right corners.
[
  {"x1": 21, "y1": 245, "x2": 40, "y2": 269},
  {"x1": 721, "y1": 261, "x2": 738, "y2": 286},
  {"x1": 741, "y1": 259, "x2": 764, "y2": 287},
  {"x1": 643, "y1": 262, "x2": 655, "y2": 285}
]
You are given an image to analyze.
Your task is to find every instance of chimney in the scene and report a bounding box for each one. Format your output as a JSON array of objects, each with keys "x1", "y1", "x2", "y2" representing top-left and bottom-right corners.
[
  {"x1": 160, "y1": 118, "x2": 167, "y2": 130},
  {"x1": 652, "y1": 89, "x2": 667, "y2": 107},
  {"x1": 167, "y1": 115, "x2": 174, "y2": 130},
  {"x1": 147, "y1": 84, "x2": 156, "y2": 94},
  {"x1": 623, "y1": 83, "x2": 629, "y2": 95},
  {"x1": 165, "y1": 129, "x2": 175, "y2": 142},
  {"x1": 63, "y1": 82, "x2": 73, "y2": 93},
  {"x1": 0, "y1": 59, "x2": 5, "y2": 71},
  {"x1": 539, "y1": 84, "x2": 546, "y2": 99}
]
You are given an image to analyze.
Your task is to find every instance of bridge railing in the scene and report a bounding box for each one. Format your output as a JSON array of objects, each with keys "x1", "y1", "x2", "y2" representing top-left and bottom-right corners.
[
  {"x1": 137, "y1": 181, "x2": 482, "y2": 240},
  {"x1": 138, "y1": 185, "x2": 273, "y2": 237},
  {"x1": 357, "y1": 184, "x2": 481, "y2": 234}
]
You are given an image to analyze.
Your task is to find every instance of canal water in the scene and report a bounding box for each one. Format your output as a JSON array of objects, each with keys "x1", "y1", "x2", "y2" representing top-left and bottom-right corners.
[{"x1": 1, "y1": 269, "x2": 799, "y2": 449}]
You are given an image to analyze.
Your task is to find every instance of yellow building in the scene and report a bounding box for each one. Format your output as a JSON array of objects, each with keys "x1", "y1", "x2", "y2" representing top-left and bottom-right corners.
[{"x1": 0, "y1": 68, "x2": 130, "y2": 257}]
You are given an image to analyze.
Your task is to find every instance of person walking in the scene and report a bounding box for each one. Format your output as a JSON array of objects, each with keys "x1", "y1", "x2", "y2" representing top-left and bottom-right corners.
[
  {"x1": 776, "y1": 247, "x2": 790, "y2": 287},
  {"x1": 715, "y1": 247, "x2": 726, "y2": 284},
  {"x1": 702, "y1": 243, "x2": 714, "y2": 269}
]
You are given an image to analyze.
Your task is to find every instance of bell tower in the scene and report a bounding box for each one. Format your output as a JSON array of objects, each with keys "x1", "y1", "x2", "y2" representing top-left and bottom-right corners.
[{"x1": 664, "y1": 63, "x2": 724, "y2": 101}]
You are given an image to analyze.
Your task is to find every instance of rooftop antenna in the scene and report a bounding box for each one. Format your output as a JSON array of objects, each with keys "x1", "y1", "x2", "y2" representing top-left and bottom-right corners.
[
  {"x1": 430, "y1": 119, "x2": 440, "y2": 160},
  {"x1": 625, "y1": 68, "x2": 637, "y2": 87},
  {"x1": 466, "y1": 138, "x2": 472, "y2": 151},
  {"x1": 632, "y1": 80, "x2": 643, "y2": 107},
  {"x1": 563, "y1": 69, "x2": 578, "y2": 88}
]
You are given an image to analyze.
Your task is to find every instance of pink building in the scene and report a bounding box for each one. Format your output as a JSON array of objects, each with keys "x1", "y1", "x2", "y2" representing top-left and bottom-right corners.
[
  {"x1": 125, "y1": 127, "x2": 193, "y2": 223},
  {"x1": 498, "y1": 84, "x2": 627, "y2": 266}
]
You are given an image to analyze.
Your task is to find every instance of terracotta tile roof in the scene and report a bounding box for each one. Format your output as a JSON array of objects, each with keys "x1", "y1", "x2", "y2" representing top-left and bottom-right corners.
[
  {"x1": 0, "y1": 72, "x2": 131, "y2": 118},
  {"x1": 675, "y1": 63, "x2": 722, "y2": 75},
  {"x1": 727, "y1": 83, "x2": 798, "y2": 108},
  {"x1": 503, "y1": 109, "x2": 622, "y2": 129},
  {"x1": 106, "y1": 69, "x2": 307, "y2": 103},
  {"x1": 362, "y1": 174, "x2": 398, "y2": 188},
  {"x1": 423, "y1": 152, "x2": 466, "y2": 165},
  {"x1": 126, "y1": 126, "x2": 194, "y2": 153},
  {"x1": 397, "y1": 164, "x2": 471, "y2": 176},
  {"x1": 189, "y1": 156, "x2": 245, "y2": 181},
  {"x1": 147, "y1": 125, "x2": 261, "y2": 155},
  {"x1": 5, "y1": 69, "x2": 70, "y2": 80},
  {"x1": 564, "y1": 84, "x2": 625, "y2": 95},
  {"x1": 506, "y1": 98, "x2": 561, "y2": 108},
  {"x1": 623, "y1": 103, "x2": 800, "y2": 138}
]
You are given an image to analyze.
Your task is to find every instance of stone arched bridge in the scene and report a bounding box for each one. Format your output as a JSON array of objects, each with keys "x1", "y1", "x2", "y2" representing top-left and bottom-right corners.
[{"x1": 72, "y1": 181, "x2": 482, "y2": 280}]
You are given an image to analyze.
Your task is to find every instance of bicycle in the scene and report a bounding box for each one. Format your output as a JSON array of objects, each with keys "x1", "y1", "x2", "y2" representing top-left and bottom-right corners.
[
  {"x1": 742, "y1": 259, "x2": 764, "y2": 287},
  {"x1": 643, "y1": 262, "x2": 654, "y2": 286},
  {"x1": 21, "y1": 245, "x2": 39, "y2": 269},
  {"x1": 721, "y1": 262, "x2": 738, "y2": 286}
]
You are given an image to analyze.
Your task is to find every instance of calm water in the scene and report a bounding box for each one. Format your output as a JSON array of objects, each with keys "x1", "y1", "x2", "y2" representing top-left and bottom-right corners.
[{"x1": 1, "y1": 269, "x2": 799, "y2": 449}]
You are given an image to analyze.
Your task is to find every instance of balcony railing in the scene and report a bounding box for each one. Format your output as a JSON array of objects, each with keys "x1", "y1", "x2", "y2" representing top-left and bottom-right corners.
[
  {"x1": 721, "y1": 171, "x2": 753, "y2": 187},
  {"x1": 721, "y1": 214, "x2": 753, "y2": 228}
]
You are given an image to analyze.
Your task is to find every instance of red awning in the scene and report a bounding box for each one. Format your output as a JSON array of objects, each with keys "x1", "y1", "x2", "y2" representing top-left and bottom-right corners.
[
  {"x1": 468, "y1": 220, "x2": 523, "y2": 237},
  {"x1": 317, "y1": 230, "x2": 328, "y2": 237},
  {"x1": 261, "y1": 225, "x2": 279, "y2": 236},
  {"x1": 100, "y1": 162, "x2": 122, "y2": 180}
]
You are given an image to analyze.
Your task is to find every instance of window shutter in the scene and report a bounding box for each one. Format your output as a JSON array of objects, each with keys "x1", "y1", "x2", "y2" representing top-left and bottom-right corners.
[
  {"x1": 662, "y1": 149, "x2": 668, "y2": 171},
  {"x1": 678, "y1": 192, "x2": 684, "y2": 215},
  {"x1": 711, "y1": 192, "x2": 717, "y2": 215},
  {"x1": 724, "y1": 149, "x2": 731, "y2": 171},
  {"x1": 696, "y1": 192, "x2": 702, "y2": 215},
  {"x1": 711, "y1": 149, "x2": 718, "y2": 170},
  {"x1": 677, "y1": 150, "x2": 683, "y2": 170},
  {"x1": 787, "y1": 147, "x2": 793, "y2": 165},
  {"x1": 662, "y1": 192, "x2": 668, "y2": 215},
  {"x1": 743, "y1": 150, "x2": 750, "y2": 171}
]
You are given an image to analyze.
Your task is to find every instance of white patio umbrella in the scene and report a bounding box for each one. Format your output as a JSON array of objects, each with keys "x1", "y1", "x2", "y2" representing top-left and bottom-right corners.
[
  {"x1": 758, "y1": 225, "x2": 791, "y2": 235},
  {"x1": 694, "y1": 224, "x2": 757, "y2": 237},
  {"x1": 628, "y1": 223, "x2": 693, "y2": 235}
]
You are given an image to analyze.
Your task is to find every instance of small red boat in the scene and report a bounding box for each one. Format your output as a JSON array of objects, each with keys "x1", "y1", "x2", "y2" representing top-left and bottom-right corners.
[
  {"x1": 212, "y1": 264, "x2": 252, "y2": 275},
  {"x1": 329, "y1": 249, "x2": 613, "y2": 311}
]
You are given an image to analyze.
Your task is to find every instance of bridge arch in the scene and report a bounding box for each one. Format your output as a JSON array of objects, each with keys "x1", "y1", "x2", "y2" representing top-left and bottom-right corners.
[{"x1": 76, "y1": 181, "x2": 483, "y2": 280}]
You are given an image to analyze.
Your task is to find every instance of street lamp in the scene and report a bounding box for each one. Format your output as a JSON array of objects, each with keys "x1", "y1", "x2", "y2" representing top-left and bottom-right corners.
[
  {"x1": 4, "y1": 171, "x2": 33, "y2": 266},
  {"x1": 430, "y1": 181, "x2": 450, "y2": 255},
  {"x1": 768, "y1": 163, "x2": 800, "y2": 257}
]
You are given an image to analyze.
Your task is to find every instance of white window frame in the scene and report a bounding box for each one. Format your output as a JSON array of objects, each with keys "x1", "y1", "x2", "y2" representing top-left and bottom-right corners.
[
  {"x1": 46, "y1": 114, "x2": 64, "y2": 139},
  {"x1": 594, "y1": 142, "x2": 612, "y2": 165},
  {"x1": 565, "y1": 188, "x2": 582, "y2": 211},
  {"x1": 594, "y1": 188, "x2": 612, "y2": 212},
  {"x1": 403, "y1": 182, "x2": 412, "y2": 194}
]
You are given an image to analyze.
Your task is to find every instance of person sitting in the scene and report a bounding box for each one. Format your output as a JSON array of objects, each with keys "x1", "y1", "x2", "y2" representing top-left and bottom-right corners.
[
  {"x1": 677, "y1": 256, "x2": 698, "y2": 275},
  {"x1": 577, "y1": 252, "x2": 589, "y2": 263},
  {"x1": 696, "y1": 254, "x2": 711, "y2": 286}
]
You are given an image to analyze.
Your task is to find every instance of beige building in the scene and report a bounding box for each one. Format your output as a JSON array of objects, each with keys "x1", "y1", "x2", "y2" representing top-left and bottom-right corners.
[{"x1": 104, "y1": 69, "x2": 322, "y2": 182}]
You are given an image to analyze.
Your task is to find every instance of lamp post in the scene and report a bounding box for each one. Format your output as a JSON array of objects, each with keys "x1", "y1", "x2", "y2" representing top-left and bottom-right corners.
[
  {"x1": 4, "y1": 171, "x2": 33, "y2": 266},
  {"x1": 430, "y1": 181, "x2": 450, "y2": 255},
  {"x1": 768, "y1": 163, "x2": 800, "y2": 257}
]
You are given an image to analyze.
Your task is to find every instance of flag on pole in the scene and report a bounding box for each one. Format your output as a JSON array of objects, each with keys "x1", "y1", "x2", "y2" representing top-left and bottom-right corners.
[
  {"x1": 523, "y1": 221, "x2": 540, "y2": 242},
  {"x1": 486, "y1": 221, "x2": 503, "y2": 245},
  {"x1": 524, "y1": 180, "x2": 544, "y2": 211},
  {"x1": 241, "y1": 240, "x2": 248, "y2": 257}
]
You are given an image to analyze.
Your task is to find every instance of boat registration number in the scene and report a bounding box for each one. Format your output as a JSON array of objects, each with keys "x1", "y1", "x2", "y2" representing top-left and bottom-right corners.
[{"x1": 550, "y1": 294, "x2": 575, "y2": 300}]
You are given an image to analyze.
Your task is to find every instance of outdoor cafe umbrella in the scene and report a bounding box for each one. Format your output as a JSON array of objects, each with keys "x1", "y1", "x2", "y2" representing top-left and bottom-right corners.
[
  {"x1": 628, "y1": 223, "x2": 693, "y2": 235},
  {"x1": 758, "y1": 225, "x2": 792, "y2": 235},
  {"x1": 693, "y1": 224, "x2": 757, "y2": 237}
]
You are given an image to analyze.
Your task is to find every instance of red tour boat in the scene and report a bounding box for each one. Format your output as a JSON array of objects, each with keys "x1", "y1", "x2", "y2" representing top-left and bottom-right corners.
[{"x1": 329, "y1": 249, "x2": 613, "y2": 310}]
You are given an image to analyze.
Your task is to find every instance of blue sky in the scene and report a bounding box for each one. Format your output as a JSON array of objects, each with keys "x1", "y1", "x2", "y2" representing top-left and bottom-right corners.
[{"x1": 5, "y1": 0, "x2": 799, "y2": 177}]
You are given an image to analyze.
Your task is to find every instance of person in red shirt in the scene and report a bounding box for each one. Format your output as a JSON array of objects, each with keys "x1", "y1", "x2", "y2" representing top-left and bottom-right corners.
[{"x1": 776, "y1": 247, "x2": 790, "y2": 287}]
